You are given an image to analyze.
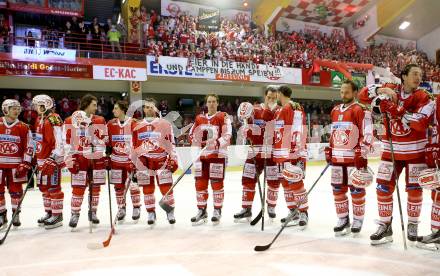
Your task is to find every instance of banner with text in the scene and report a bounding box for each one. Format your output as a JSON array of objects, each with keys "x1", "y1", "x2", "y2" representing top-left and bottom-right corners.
[
  {"x1": 276, "y1": 17, "x2": 345, "y2": 38},
  {"x1": 147, "y1": 56, "x2": 302, "y2": 84},
  {"x1": 0, "y1": 60, "x2": 92, "y2": 79},
  {"x1": 198, "y1": 8, "x2": 220, "y2": 32},
  {"x1": 12, "y1": 45, "x2": 76, "y2": 62},
  {"x1": 161, "y1": 0, "x2": 214, "y2": 17},
  {"x1": 93, "y1": 66, "x2": 147, "y2": 81}
]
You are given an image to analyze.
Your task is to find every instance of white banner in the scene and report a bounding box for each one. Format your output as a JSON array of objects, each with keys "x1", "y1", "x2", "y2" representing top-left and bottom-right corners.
[
  {"x1": 12, "y1": 45, "x2": 76, "y2": 62},
  {"x1": 147, "y1": 56, "x2": 302, "y2": 85},
  {"x1": 93, "y1": 66, "x2": 147, "y2": 81},
  {"x1": 276, "y1": 17, "x2": 345, "y2": 38},
  {"x1": 221, "y1": 9, "x2": 251, "y2": 25},
  {"x1": 161, "y1": 0, "x2": 216, "y2": 17}
]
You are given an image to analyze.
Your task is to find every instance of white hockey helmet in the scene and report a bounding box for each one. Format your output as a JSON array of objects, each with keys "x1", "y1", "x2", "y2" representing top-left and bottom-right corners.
[
  {"x1": 71, "y1": 110, "x2": 91, "y2": 128},
  {"x1": 237, "y1": 102, "x2": 254, "y2": 122},
  {"x1": 2, "y1": 99, "x2": 22, "y2": 115},
  {"x1": 32, "y1": 94, "x2": 54, "y2": 112}
]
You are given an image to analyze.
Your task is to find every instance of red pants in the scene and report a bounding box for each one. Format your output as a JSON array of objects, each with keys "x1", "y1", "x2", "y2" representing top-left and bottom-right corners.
[
  {"x1": 375, "y1": 157, "x2": 426, "y2": 223},
  {"x1": 241, "y1": 158, "x2": 279, "y2": 208},
  {"x1": 270, "y1": 160, "x2": 308, "y2": 212},
  {"x1": 110, "y1": 166, "x2": 141, "y2": 210},
  {"x1": 136, "y1": 159, "x2": 174, "y2": 212},
  {"x1": 37, "y1": 162, "x2": 64, "y2": 215},
  {"x1": 70, "y1": 158, "x2": 106, "y2": 214},
  {"x1": 330, "y1": 163, "x2": 365, "y2": 220},
  {"x1": 194, "y1": 158, "x2": 225, "y2": 209},
  {"x1": 0, "y1": 168, "x2": 25, "y2": 214}
]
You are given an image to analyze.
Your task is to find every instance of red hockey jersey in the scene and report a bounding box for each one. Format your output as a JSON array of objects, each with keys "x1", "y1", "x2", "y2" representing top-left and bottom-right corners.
[
  {"x1": 0, "y1": 117, "x2": 34, "y2": 168},
  {"x1": 64, "y1": 114, "x2": 107, "y2": 157},
  {"x1": 246, "y1": 104, "x2": 278, "y2": 159},
  {"x1": 330, "y1": 102, "x2": 373, "y2": 164},
  {"x1": 272, "y1": 103, "x2": 307, "y2": 163},
  {"x1": 34, "y1": 112, "x2": 64, "y2": 165},
  {"x1": 106, "y1": 117, "x2": 136, "y2": 166},
  {"x1": 189, "y1": 112, "x2": 232, "y2": 159},
  {"x1": 132, "y1": 118, "x2": 176, "y2": 161},
  {"x1": 358, "y1": 85, "x2": 434, "y2": 160}
]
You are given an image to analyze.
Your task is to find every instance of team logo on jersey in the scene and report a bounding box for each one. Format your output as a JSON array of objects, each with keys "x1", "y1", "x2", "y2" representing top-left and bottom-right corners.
[
  {"x1": 79, "y1": 137, "x2": 90, "y2": 148},
  {"x1": 338, "y1": 115, "x2": 343, "y2": 121},
  {"x1": 142, "y1": 140, "x2": 160, "y2": 152},
  {"x1": 114, "y1": 142, "x2": 130, "y2": 154},
  {"x1": 390, "y1": 119, "x2": 411, "y2": 136},
  {"x1": 0, "y1": 142, "x2": 19, "y2": 154},
  {"x1": 332, "y1": 130, "x2": 349, "y2": 146}
]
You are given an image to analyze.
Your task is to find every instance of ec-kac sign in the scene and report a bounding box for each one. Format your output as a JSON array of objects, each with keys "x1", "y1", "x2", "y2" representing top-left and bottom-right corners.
[{"x1": 93, "y1": 66, "x2": 147, "y2": 81}]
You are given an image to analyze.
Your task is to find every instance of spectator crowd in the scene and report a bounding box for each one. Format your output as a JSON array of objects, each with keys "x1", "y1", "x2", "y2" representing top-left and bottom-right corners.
[{"x1": 3, "y1": 8, "x2": 438, "y2": 81}]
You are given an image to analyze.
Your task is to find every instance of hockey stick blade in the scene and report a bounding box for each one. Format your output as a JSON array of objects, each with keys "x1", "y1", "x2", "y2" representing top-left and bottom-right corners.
[
  {"x1": 159, "y1": 200, "x2": 174, "y2": 213},
  {"x1": 254, "y1": 244, "x2": 271, "y2": 252},
  {"x1": 250, "y1": 210, "x2": 262, "y2": 226}
]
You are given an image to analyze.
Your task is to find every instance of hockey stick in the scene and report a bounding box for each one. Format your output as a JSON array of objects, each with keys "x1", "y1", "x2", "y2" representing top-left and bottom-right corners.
[
  {"x1": 159, "y1": 146, "x2": 207, "y2": 213},
  {"x1": 254, "y1": 163, "x2": 330, "y2": 252},
  {"x1": 385, "y1": 114, "x2": 408, "y2": 250},
  {"x1": 0, "y1": 167, "x2": 37, "y2": 245},
  {"x1": 106, "y1": 169, "x2": 113, "y2": 228},
  {"x1": 87, "y1": 172, "x2": 133, "y2": 249},
  {"x1": 247, "y1": 141, "x2": 264, "y2": 226},
  {"x1": 88, "y1": 165, "x2": 93, "y2": 234}
]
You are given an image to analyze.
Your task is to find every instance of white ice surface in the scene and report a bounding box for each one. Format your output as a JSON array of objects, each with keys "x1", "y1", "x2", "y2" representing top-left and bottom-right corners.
[{"x1": 1, "y1": 162, "x2": 440, "y2": 276}]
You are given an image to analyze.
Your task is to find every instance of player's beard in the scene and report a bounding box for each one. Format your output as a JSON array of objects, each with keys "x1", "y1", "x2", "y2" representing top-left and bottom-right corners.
[{"x1": 342, "y1": 97, "x2": 354, "y2": 104}]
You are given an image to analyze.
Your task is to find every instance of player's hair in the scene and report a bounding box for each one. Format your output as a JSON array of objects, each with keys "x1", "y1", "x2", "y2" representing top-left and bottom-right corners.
[
  {"x1": 400, "y1": 64, "x2": 421, "y2": 84},
  {"x1": 205, "y1": 93, "x2": 219, "y2": 103},
  {"x1": 80, "y1": 94, "x2": 98, "y2": 111},
  {"x1": 265, "y1": 85, "x2": 278, "y2": 95},
  {"x1": 342, "y1": 79, "x2": 358, "y2": 92},
  {"x1": 115, "y1": 100, "x2": 128, "y2": 113},
  {"x1": 144, "y1": 98, "x2": 157, "y2": 107},
  {"x1": 278, "y1": 85, "x2": 292, "y2": 98}
]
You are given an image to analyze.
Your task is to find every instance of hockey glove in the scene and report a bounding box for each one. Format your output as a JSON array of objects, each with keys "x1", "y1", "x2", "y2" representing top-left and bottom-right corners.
[
  {"x1": 41, "y1": 158, "x2": 58, "y2": 176},
  {"x1": 15, "y1": 162, "x2": 32, "y2": 178},
  {"x1": 425, "y1": 143, "x2": 440, "y2": 168},
  {"x1": 354, "y1": 148, "x2": 368, "y2": 170},
  {"x1": 380, "y1": 100, "x2": 405, "y2": 117},
  {"x1": 166, "y1": 158, "x2": 179, "y2": 173},
  {"x1": 324, "y1": 147, "x2": 332, "y2": 164}
]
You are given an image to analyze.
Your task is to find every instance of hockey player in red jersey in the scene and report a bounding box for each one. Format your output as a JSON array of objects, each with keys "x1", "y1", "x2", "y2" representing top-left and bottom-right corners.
[
  {"x1": 325, "y1": 80, "x2": 374, "y2": 236},
  {"x1": 106, "y1": 100, "x2": 141, "y2": 223},
  {"x1": 416, "y1": 93, "x2": 440, "y2": 248},
  {"x1": 32, "y1": 94, "x2": 65, "y2": 229},
  {"x1": 188, "y1": 94, "x2": 232, "y2": 225},
  {"x1": 0, "y1": 99, "x2": 34, "y2": 230},
  {"x1": 234, "y1": 86, "x2": 280, "y2": 222},
  {"x1": 64, "y1": 94, "x2": 107, "y2": 229},
  {"x1": 132, "y1": 98, "x2": 178, "y2": 225},
  {"x1": 358, "y1": 64, "x2": 434, "y2": 245},
  {"x1": 272, "y1": 85, "x2": 309, "y2": 229}
]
